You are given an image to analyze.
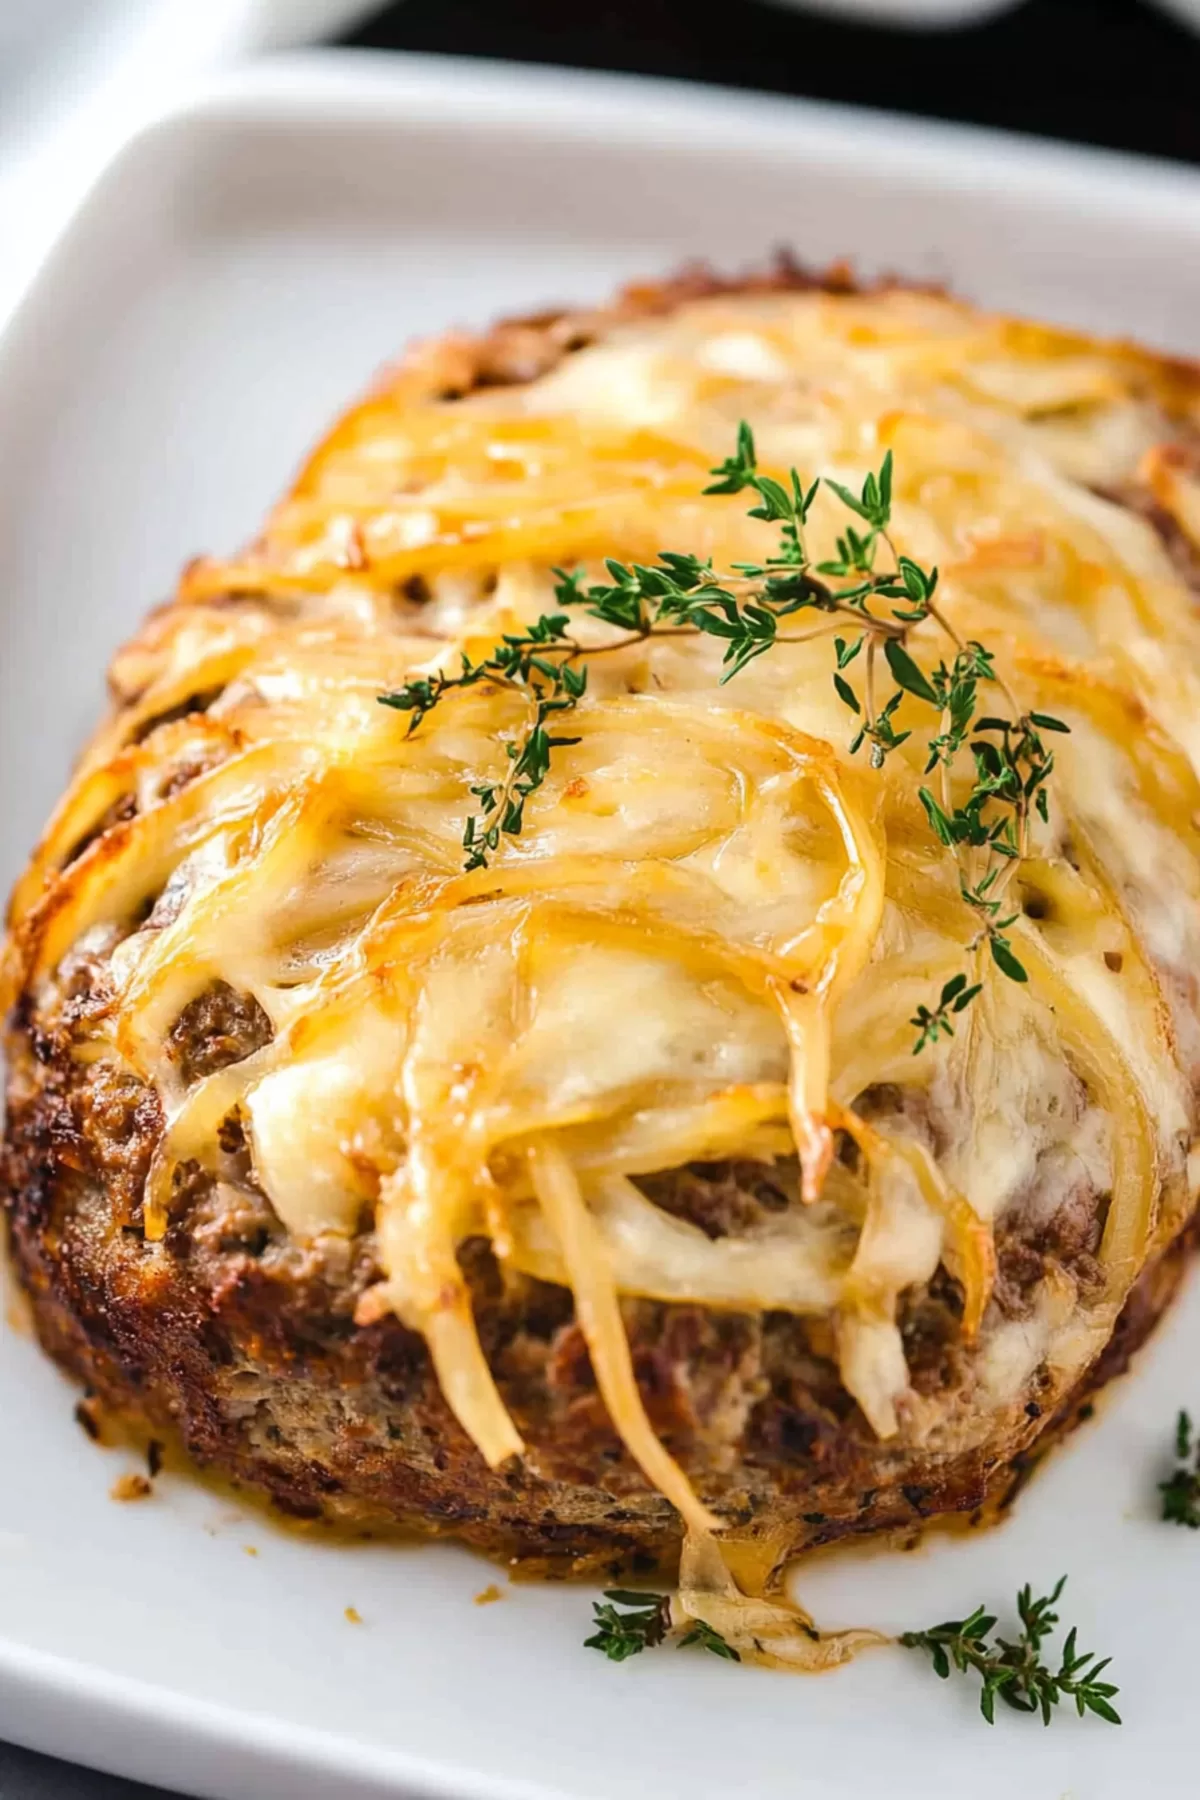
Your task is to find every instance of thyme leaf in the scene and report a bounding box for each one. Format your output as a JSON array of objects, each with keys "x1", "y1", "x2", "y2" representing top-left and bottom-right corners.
[
  {"x1": 583, "y1": 1591, "x2": 738, "y2": 1662},
  {"x1": 910, "y1": 972, "x2": 983, "y2": 1054},
  {"x1": 677, "y1": 1619, "x2": 742, "y2": 1661},
  {"x1": 584, "y1": 1590, "x2": 672, "y2": 1661},
  {"x1": 1159, "y1": 1409, "x2": 1200, "y2": 1527},
  {"x1": 901, "y1": 1577, "x2": 1120, "y2": 1726}
]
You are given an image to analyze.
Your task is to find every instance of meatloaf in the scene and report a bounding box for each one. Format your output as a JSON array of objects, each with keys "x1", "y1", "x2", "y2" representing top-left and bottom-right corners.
[{"x1": 5, "y1": 261, "x2": 1200, "y2": 1576}]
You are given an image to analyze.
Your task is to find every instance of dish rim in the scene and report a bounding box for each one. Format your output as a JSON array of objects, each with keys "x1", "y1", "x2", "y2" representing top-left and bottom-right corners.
[{"x1": 7, "y1": 44, "x2": 1200, "y2": 353}]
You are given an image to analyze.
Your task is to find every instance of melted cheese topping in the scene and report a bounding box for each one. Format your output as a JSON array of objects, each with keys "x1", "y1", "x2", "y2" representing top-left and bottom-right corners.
[{"x1": 8, "y1": 282, "x2": 1200, "y2": 1527}]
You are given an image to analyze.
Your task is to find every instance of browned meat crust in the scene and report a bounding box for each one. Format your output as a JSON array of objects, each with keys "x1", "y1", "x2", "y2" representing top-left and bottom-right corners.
[
  {"x1": 3, "y1": 962, "x2": 1191, "y2": 1579},
  {"x1": 3, "y1": 261, "x2": 1197, "y2": 1580},
  {"x1": 393, "y1": 253, "x2": 869, "y2": 399}
]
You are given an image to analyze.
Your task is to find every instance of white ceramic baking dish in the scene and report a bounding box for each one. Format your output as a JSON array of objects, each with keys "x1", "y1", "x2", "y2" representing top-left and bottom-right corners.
[{"x1": 2, "y1": 50, "x2": 1200, "y2": 1800}]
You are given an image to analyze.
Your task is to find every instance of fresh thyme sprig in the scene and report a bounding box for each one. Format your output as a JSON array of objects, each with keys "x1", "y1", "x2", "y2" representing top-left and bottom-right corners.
[
  {"x1": 1159, "y1": 1409, "x2": 1200, "y2": 1527},
  {"x1": 584, "y1": 1577, "x2": 1116, "y2": 1723},
  {"x1": 584, "y1": 1590, "x2": 739, "y2": 1663},
  {"x1": 378, "y1": 612, "x2": 589, "y2": 872},
  {"x1": 378, "y1": 422, "x2": 1068, "y2": 1045},
  {"x1": 901, "y1": 1577, "x2": 1120, "y2": 1726}
]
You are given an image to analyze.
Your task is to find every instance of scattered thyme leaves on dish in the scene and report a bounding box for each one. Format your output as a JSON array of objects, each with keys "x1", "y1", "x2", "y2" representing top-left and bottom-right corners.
[
  {"x1": 583, "y1": 1591, "x2": 738, "y2": 1663},
  {"x1": 585, "y1": 1576, "x2": 1117, "y2": 1719},
  {"x1": 900, "y1": 1577, "x2": 1120, "y2": 1726},
  {"x1": 1159, "y1": 1409, "x2": 1200, "y2": 1527},
  {"x1": 584, "y1": 1590, "x2": 672, "y2": 1661},
  {"x1": 677, "y1": 1618, "x2": 742, "y2": 1661},
  {"x1": 378, "y1": 423, "x2": 1068, "y2": 1044}
]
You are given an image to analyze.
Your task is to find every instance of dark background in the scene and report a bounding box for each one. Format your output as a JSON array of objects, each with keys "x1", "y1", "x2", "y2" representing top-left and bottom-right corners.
[
  {"x1": 9, "y1": 0, "x2": 1200, "y2": 1795},
  {"x1": 343, "y1": 0, "x2": 1200, "y2": 168}
]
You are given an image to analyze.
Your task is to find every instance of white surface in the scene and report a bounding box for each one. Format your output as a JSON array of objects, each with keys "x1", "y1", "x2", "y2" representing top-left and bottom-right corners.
[
  {"x1": 3, "y1": 49, "x2": 1200, "y2": 1800},
  {"x1": 0, "y1": 0, "x2": 380, "y2": 336}
]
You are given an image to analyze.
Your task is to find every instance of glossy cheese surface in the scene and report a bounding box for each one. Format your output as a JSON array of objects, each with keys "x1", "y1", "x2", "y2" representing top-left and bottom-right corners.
[{"x1": 8, "y1": 279, "x2": 1200, "y2": 1528}]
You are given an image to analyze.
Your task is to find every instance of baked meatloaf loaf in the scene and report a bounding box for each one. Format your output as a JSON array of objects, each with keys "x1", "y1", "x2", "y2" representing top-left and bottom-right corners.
[{"x1": 6, "y1": 263, "x2": 1200, "y2": 1580}]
